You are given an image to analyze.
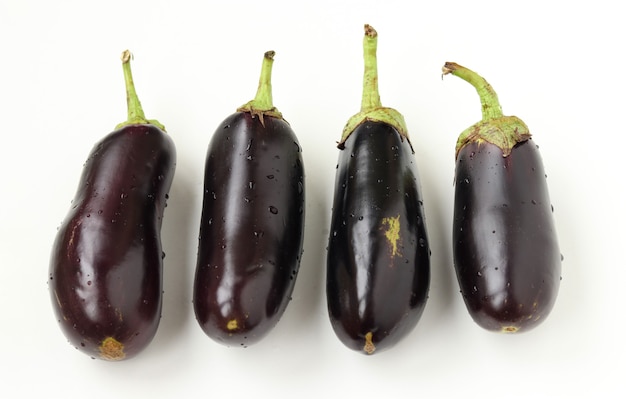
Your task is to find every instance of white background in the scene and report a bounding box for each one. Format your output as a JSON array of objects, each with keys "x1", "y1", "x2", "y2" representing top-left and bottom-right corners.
[{"x1": 1, "y1": 0, "x2": 624, "y2": 398}]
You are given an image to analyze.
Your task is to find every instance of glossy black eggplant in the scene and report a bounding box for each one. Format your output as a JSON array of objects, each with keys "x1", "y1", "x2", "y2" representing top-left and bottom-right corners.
[
  {"x1": 443, "y1": 62, "x2": 561, "y2": 333},
  {"x1": 193, "y1": 51, "x2": 305, "y2": 347},
  {"x1": 49, "y1": 51, "x2": 176, "y2": 360},
  {"x1": 327, "y1": 25, "x2": 430, "y2": 355}
]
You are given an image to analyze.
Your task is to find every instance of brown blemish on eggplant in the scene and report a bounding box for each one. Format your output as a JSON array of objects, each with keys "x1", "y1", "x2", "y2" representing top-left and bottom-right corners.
[
  {"x1": 363, "y1": 332, "x2": 376, "y2": 354},
  {"x1": 381, "y1": 215, "x2": 401, "y2": 257},
  {"x1": 100, "y1": 337, "x2": 126, "y2": 361},
  {"x1": 226, "y1": 319, "x2": 239, "y2": 331},
  {"x1": 67, "y1": 219, "x2": 82, "y2": 251}
]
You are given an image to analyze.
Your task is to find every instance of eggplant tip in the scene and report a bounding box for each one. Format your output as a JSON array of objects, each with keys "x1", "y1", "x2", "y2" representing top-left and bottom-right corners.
[
  {"x1": 99, "y1": 337, "x2": 126, "y2": 361},
  {"x1": 363, "y1": 332, "x2": 376, "y2": 355},
  {"x1": 500, "y1": 325, "x2": 520, "y2": 334},
  {"x1": 364, "y1": 24, "x2": 377, "y2": 37},
  {"x1": 120, "y1": 49, "x2": 132, "y2": 63}
]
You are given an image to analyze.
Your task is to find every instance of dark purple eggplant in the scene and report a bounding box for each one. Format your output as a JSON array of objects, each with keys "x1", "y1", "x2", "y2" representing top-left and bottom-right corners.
[
  {"x1": 443, "y1": 62, "x2": 561, "y2": 333},
  {"x1": 193, "y1": 51, "x2": 305, "y2": 347},
  {"x1": 326, "y1": 25, "x2": 430, "y2": 355},
  {"x1": 48, "y1": 50, "x2": 176, "y2": 360}
]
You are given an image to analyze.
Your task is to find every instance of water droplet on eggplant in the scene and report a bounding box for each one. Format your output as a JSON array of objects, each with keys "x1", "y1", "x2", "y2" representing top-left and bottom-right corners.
[{"x1": 269, "y1": 206, "x2": 278, "y2": 214}]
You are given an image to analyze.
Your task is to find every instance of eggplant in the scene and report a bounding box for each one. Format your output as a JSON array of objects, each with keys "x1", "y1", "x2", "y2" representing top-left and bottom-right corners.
[
  {"x1": 49, "y1": 51, "x2": 176, "y2": 360},
  {"x1": 443, "y1": 62, "x2": 561, "y2": 333},
  {"x1": 193, "y1": 51, "x2": 305, "y2": 347},
  {"x1": 326, "y1": 25, "x2": 430, "y2": 355}
]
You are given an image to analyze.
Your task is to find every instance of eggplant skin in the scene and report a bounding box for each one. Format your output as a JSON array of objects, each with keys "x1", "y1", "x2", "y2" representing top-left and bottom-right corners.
[
  {"x1": 327, "y1": 121, "x2": 430, "y2": 355},
  {"x1": 453, "y1": 140, "x2": 561, "y2": 333},
  {"x1": 49, "y1": 124, "x2": 176, "y2": 360},
  {"x1": 193, "y1": 112, "x2": 305, "y2": 347}
]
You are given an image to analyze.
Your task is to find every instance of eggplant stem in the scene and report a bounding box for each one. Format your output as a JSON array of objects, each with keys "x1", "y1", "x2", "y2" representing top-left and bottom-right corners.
[
  {"x1": 360, "y1": 25, "x2": 382, "y2": 111},
  {"x1": 442, "y1": 62, "x2": 503, "y2": 121},
  {"x1": 338, "y1": 24, "x2": 410, "y2": 150},
  {"x1": 443, "y1": 62, "x2": 531, "y2": 158},
  {"x1": 237, "y1": 51, "x2": 283, "y2": 124},
  {"x1": 116, "y1": 50, "x2": 165, "y2": 131},
  {"x1": 122, "y1": 51, "x2": 146, "y2": 123}
]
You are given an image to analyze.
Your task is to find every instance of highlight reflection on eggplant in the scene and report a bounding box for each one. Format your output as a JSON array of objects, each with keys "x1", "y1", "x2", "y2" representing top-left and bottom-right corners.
[
  {"x1": 443, "y1": 62, "x2": 561, "y2": 333},
  {"x1": 193, "y1": 51, "x2": 305, "y2": 347},
  {"x1": 49, "y1": 50, "x2": 176, "y2": 361},
  {"x1": 326, "y1": 25, "x2": 430, "y2": 355}
]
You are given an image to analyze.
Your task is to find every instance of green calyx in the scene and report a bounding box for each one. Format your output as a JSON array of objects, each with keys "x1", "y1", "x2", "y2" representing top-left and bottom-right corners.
[
  {"x1": 115, "y1": 50, "x2": 165, "y2": 131},
  {"x1": 442, "y1": 62, "x2": 530, "y2": 158},
  {"x1": 338, "y1": 24, "x2": 410, "y2": 151},
  {"x1": 237, "y1": 50, "x2": 284, "y2": 126}
]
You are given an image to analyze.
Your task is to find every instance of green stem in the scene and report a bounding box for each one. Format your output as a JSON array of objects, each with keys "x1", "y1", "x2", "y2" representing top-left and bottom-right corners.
[
  {"x1": 442, "y1": 62, "x2": 503, "y2": 121},
  {"x1": 442, "y1": 61, "x2": 531, "y2": 157},
  {"x1": 339, "y1": 24, "x2": 409, "y2": 150},
  {"x1": 361, "y1": 25, "x2": 381, "y2": 111},
  {"x1": 237, "y1": 51, "x2": 283, "y2": 124},
  {"x1": 116, "y1": 50, "x2": 165, "y2": 131}
]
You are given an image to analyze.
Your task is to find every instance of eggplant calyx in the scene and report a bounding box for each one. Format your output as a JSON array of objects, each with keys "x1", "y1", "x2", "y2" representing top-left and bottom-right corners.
[
  {"x1": 338, "y1": 24, "x2": 411, "y2": 151},
  {"x1": 115, "y1": 50, "x2": 166, "y2": 132},
  {"x1": 455, "y1": 115, "x2": 531, "y2": 158},
  {"x1": 237, "y1": 50, "x2": 285, "y2": 126},
  {"x1": 442, "y1": 62, "x2": 531, "y2": 158},
  {"x1": 340, "y1": 107, "x2": 409, "y2": 150}
]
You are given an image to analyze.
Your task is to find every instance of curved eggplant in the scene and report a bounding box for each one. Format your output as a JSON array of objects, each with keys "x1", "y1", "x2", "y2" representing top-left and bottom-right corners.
[
  {"x1": 443, "y1": 62, "x2": 561, "y2": 333},
  {"x1": 326, "y1": 25, "x2": 430, "y2": 355},
  {"x1": 193, "y1": 51, "x2": 305, "y2": 347},
  {"x1": 49, "y1": 50, "x2": 176, "y2": 360}
]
